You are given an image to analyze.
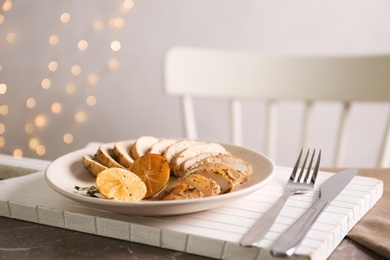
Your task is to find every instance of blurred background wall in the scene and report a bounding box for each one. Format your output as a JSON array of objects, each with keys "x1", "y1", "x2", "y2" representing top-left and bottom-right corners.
[{"x1": 1, "y1": 0, "x2": 390, "y2": 167}]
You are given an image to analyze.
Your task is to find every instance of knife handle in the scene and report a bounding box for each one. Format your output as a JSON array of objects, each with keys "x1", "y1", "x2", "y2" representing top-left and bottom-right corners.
[
  {"x1": 271, "y1": 199, "x2": 329, "y2": 257},
  {"x1": 240, "y1": 190, "x2": 293, "y2": 246}
]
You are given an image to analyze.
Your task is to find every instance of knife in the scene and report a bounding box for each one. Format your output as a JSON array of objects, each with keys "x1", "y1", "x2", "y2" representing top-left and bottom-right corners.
[{"x1": 270, "y1": 169, "x2": 358, "y2": 257}]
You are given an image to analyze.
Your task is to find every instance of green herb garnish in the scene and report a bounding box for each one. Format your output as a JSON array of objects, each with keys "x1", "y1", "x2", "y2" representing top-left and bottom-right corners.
[{"x1": 75, "y1": 185, "x2": 100, "y2": 198}]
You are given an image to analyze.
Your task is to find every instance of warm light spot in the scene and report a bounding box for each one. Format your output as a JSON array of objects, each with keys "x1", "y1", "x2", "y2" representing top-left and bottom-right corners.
[
  {"x1": 0, "y1": 123, "x2": 5, "y2": 134},
  {"x1": 35, "y1": 115, "x2": 46, "y2": 127},
  {"x1": 65, "y1": 83, "x2": 76, "y2": 95},
  {"x1": 13, "y1": 149, "x2": 23, "y2": 158},
  {"x1": 48, "y1": 61, "x2": 58, "y2": 72},
  {"x1": 6, "y1": 32, "x2": 15, "y2": 43},
  {"x1": 63, "y1": 133, "x2": 73, "y2": 144},
  {"x1": 86, "y1": 96, "x2": 96, "y2": 106},
  {"x1": 36, "y1": 145, "x2": 46, "y2": 156},
  {"x1": 71, "y1": 65, "x2": 81, "y2": 76},
  {"x1": 51, "y1": 102, "x2": 62, "y2": 113},
  {"x1": 78, "y1": 40, "x2": 88, "y2": 51},
  {"x1": 28, "y1": 138, "x2": 40, "y2": 150},
  {"x1": 0, "y1": 105, "x2": 8, "y2": 115},
  {"x1": 49, "y1": 35, "x2": 59, "y2": 46},
  {"x1": 0, "y1": 15, "x2": 4, "y2": 24},
  {"x1": 0, "y1": 83, "x2": 6, "y2": 94},
  {"x1": 26, "y1": 98, "x2": 36, "y2": 108},
  {"x1": 2, "y1": 0, "x2": 12, "y2": 12},
  {"x1": 41, "y1": 78, "x2": 51, "y2": 89},
  {"x1": 60, "y1": 13, "x2": 70, "y2": 23},
  {"x1": 25, "y1": 123, "x2": 34, "y2": 133},
  {"x1": 75, "y1": 111, "x2": 86, "y2": 122},
  {"x1": 87, "y1": 74, "x2": 99, "y2": 85},
  {"x1": 0, "y1": 136, "x2": 4, "y2": 148},
  {"x1": 109, "y1": 18, "x2": 125, "y2": 28},
  {"x1": 110, "y1": 41, "x2": 121, "y2": 51},
  {"x1": 122, "y1": 0, "x2": 134, "y2": 11},
  {"x1": 108, "y1": 59, "x2": 119, "y2": 70},
  {"x1": 93, "y1": 21, "x2": 104, "y2": 31}
]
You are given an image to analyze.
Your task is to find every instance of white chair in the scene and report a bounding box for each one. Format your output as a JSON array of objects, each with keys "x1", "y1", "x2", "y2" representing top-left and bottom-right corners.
[{"x1": 163, "y1": 46, "x2": 390, "y2": 167}]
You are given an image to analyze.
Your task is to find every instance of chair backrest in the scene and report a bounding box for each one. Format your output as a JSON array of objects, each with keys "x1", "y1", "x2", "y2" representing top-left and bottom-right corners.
[{"x1": 163, "y1": 46, "x2": 390, "y2": 167}]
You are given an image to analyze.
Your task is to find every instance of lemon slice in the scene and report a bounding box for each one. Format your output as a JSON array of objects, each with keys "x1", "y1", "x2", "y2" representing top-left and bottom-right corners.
[
  {"x1": 96, "y1": 168, "x2": 147, "y2": 201},
  {"x1": 130, "y1": 154, "x2": 170, "y2": 198}
]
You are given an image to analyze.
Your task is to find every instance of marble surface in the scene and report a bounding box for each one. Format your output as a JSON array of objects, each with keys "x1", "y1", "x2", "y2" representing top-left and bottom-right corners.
[{"x1": 0, "y1": 217, "x2": 385, "y2": 260}]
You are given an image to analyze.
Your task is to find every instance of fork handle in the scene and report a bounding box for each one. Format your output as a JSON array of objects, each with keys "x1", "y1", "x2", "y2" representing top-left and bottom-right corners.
[
  {"x1": 240, "y1": 190, "x2": 293, "y2": 246},
  {"x1": 270, "y1": 199, "x2": 329, "y2": 257}
]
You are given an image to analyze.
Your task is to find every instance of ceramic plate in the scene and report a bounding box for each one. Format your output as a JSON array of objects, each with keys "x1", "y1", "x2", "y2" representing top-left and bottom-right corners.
[{"x1": 45, "y1": 141, "x2": 275, "y2": 216}]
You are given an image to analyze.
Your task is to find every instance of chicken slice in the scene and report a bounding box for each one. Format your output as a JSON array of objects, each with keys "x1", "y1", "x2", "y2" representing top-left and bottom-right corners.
[
  {"x1": 95, "y1": 144, "x2": 124, "y2": 168},
  {"x1": 185, "y1": 154, "x2": 253, "y2": 182},
  {"x1": 176, "y1": 152, "x2": 226, "y2": 177},
  {"x1": 190, "y1": 163, "x2": 241, "y2": 193},
  {"x1": 147, "y1": 139, "x2": 178, "y2": 155},
  {"x1": 171, "y1": 142, "x2": 228, "y2": 177},
  {"x1": 82, "y1": 154, "x2": 107, "y2": 176},
  {"x1": 178, "y1": 174, "x2": 221, "y2": 196},
  {"x1": 162, "y1": 140, "x2": 198, "y2": 164},
  {"x1": 130, "y1": 136, "x2": 159, "y2": 160},
  {"x1": 158, "y1": 183, "x2": 204, "y2": 200},
  {"x1": 112, "y1": 140, "x2": 135, "y2": 168}
]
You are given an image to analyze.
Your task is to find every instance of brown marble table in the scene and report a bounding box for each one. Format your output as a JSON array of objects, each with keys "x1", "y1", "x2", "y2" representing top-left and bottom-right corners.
[{"x1": 0, "y1": 168, "x2": 387, "y2": 260}]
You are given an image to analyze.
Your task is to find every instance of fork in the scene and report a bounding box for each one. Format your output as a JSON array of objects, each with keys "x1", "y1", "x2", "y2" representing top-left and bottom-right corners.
[{"x1": 240, "y1": 148, "x2": 321, "y2": 247}]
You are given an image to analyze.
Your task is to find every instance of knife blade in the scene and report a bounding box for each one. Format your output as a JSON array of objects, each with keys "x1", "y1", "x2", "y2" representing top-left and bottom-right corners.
[{"x1": 270, "y1": 169, "x2": 358, "y2": 257}]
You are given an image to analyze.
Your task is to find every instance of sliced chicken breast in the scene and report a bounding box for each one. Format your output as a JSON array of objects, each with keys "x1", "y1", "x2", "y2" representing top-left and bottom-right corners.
[
  {"x1": 178, "y1": 174, "x2": 221, "y2": 196},
  {"x1": 158, "y1": 182, "x2": 204, "y2": 200},
  {"x1": 112, "y1": 140, "x2": 135, "y2": 168},
  {"x1": 130, "y1": 136, "x2": 159, "y2": 159},
  {"x1": 185, "y1": 154, "x2": 253, "y2": 182},
  {"x1": 147, "y1": 139, "x2": 178, "y2": 155},
  {"x1": 190, "y1": 163, "x2": 240, "y2": 193},
  {"x1": 82, "y1": 154, "x2": 107, "y2": 176},
  {"x1": 95, "y1": 144, "x2": 124, "y2": 168},
  {"x1": 171, "y1": 142, "x2": 228, "y2": 177},
  {"x1": 162, "y1": 140, "x2": 198, "y2": 164}
]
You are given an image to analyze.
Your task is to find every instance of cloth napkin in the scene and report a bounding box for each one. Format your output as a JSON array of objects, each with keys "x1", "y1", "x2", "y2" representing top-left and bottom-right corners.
[{"x1": 346, "y1": 169, "x2": 390, "y2": 259}]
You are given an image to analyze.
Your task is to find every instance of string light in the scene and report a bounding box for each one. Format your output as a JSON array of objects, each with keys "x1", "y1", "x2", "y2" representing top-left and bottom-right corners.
[
  {"x1": 13, "y1": 149, "x2": 23, "y2": 158},
  {"x1": 41, "y1": 78, "x2": 51, "y2": 89},
  {"x1": 26, "y1": 98, "x2": 36, "y2": 108},
  {"x1": 71, "y1": 65, "x2": 81, "y2": 76},
  {"x1": 110, "y1": 40, "x2": 121, "y2": 51},
  {"x1": 0, "y1": 83, "x2": 7, "y2": 94},
  {"x1": 1, "y1": 0, "x2": 133, "y2": 159}
]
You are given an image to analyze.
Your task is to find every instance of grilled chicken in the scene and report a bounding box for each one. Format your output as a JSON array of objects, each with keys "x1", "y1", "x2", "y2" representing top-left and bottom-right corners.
[
  {"x1": 95, "y1": 144, "x2": 124, "y2": 168},
  {"x1": 147, "y1": 139, "x2": 178, "y2": 155},
  {"x1": 184, "y1": 154, "x2": 253, "y2": 182},
  {"x1": 112, "y1": 140, "x2": 135, "y2": 168},
  {"x1": 162, "y1": 140, "x2": 198, "y2": 164},
  {"x1": 158, "y1": 174, "x2": 221, "y2": 200},
  {"x1": 189, "y1": 163, "x2": 241, "y2": 193},
  {"x1": 130, "y1": 136, "x2": 159, "y2": 159},
  {"x1": 82, "y1": 154, "x2": 107, "y2": 176},
  {"x1": 158, "y1": 183, "x2": 204, "y2": 200},
  {"x1": 171, "y1": 142, "x2": 229, "y2": 177}
]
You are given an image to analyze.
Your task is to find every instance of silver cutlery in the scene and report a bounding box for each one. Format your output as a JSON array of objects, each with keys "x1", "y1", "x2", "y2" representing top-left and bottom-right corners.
[
  {"x1": 240, "y1": 148, "x2": 321, "y2": 247},
  {"x1": 271, "y1": 168, "x2": 358, "y2": 257}
]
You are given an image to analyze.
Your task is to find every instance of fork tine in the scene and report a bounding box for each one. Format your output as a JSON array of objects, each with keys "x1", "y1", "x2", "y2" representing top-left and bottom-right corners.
[
  {"x1": 310, "y1": 150, "x2": 321, "y2": 184},
  {"x1": 303, "y1": 149, "x2": 316, "y2": 183},
  {"x1": 297, "y1": 149, "x2": 310, "y2": 181},
  {"x1": 290, "y1": 148, "x2": 303, "y2": 181}
]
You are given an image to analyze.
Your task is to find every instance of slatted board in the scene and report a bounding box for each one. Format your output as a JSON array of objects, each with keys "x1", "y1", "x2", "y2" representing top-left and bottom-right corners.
[{"x1": 0, "y1": 154, "x2": 383, "y2": 259}]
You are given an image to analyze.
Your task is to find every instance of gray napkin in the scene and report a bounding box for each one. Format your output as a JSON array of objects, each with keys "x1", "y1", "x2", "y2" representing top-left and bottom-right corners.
[{"x1": 347, "y1": 169, "x2": 390, "y2": 259}]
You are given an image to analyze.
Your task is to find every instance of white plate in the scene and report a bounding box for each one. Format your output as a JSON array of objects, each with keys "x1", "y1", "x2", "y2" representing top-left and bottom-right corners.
[{"x1": 45, "y1": 141, "x2": 275, "y2": 216}]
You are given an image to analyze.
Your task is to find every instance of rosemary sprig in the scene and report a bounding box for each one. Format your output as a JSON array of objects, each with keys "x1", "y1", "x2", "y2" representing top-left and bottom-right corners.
[{"x1": 75, "y1": 185, "x2": 100, "y2": 198}]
